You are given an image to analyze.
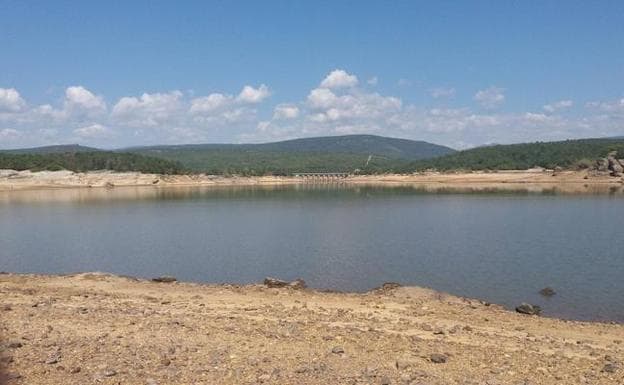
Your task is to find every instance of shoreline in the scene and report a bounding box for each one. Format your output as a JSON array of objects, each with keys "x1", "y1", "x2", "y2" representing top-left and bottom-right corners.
[
  {"x1": 1, "y1": 272, "x2": 622, "y2": 384},
  {"x1": 1, "y1": 169, "x2": 624, "y2": 194}
]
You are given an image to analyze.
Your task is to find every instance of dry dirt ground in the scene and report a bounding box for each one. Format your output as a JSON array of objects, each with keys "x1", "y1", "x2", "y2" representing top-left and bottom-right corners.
[
  {"x1": 1, "y1": 169, "x2": 624, "y2": 195},
  {"x1": 0, "y1": 273, "x2": 622, "y2": 384}
]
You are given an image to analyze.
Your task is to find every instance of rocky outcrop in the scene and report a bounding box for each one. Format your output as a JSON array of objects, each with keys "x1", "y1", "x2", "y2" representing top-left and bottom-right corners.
[{"x1": 595, "y1": 151, "x2": 624, "y2": 176}]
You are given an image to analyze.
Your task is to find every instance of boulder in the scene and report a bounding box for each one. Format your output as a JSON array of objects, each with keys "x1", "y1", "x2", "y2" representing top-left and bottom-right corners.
[
  {"x1": 263, "y1": 277, "x2": 289, "y2": 288},
  {"x1": 596, "y1": 158, "x2": 609, "y2": 172},
  {"x1": 264, "y1": 277, "x2": 307, "y2": 289},
  {"x1": 608, "y1": 156, "x2": 623, "y2": 176},
  {"x1": 151, "y1": 276, "x2": 177, "y2": 283},
  {"x1": 515, "y1": 302, "x2": 542, "y2": 315},
  {"x1": 539, "y1": 287, "x2": 556, "y2": 297}
]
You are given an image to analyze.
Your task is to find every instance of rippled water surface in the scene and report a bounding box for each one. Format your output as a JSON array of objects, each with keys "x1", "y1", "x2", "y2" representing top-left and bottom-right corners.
[{"x1": 1, "y1": 185, "x2": 623, "y2": 322}]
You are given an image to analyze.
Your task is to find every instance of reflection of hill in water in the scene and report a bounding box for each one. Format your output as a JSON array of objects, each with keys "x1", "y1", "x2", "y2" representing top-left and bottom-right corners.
[{"x1": 2, "y1": 183, "x2": 624, "y2": 205}]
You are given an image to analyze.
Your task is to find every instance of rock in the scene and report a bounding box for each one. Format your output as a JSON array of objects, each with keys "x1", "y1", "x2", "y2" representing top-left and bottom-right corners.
[
  {"x1": 160, "y1": 357, "x2": 171, "y2": 366},
  {"x1": 288, "y1": 279, "x2": 307, "y2": 290},
  {"x1": 515, "y1": 303, "x2": 541, "y2": 315},
  {"x1": 45, "y1": 350, "x2": 61, "y2": 364},
  {"x1": 539, "y1": 287, "x2": 556, "y2": 297},
  {"x1": 7, "y1": 341, "x2": 23, "y2": 349},
  {"x1": 608, "y1": 154, "x2": 623, "y2": 176},
  {"x1": 264, "y1": 277, "x2": 306, "y2": 289},
  {"x1": 379, "y1": 375, "x2": 391, "y2": 385},
  {"x1": 379, "y1": 282, "x2": 402, "y2": 291},
  {"x1": 602, "y1": 363, "x2": 618, "y2": 373},
  {"x1": 596, "y1": 158, "x2": 609, "y2": 172},
  {"x1": 331, "y1": 346, "x2": 345, "y2": 354},
  {"x1": 152, "y1": 276, "x2": 177, "y2": 283},
  {"x1": 70, "y1": 367, "x2": 81, "y2": 374},
  {"x1": 264, "y1": 277, "x2": 289, "y2": 288},
  {"x1": 430, "y1": 353, "x2": 447, "y2": 363},
  {"x1": 102, "y1": 369, "x2": 117, "y2": 377}
]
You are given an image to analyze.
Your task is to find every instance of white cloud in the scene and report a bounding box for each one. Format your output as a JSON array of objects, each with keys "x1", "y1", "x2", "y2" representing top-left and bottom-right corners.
[
  {"x1": 320, "y1": 69, "x2": 358, "y2": 89},
  {"x1": 0, "y1": 88, "x2": 26, "y2": 112},
  {"x1": 190, "y1": 93, "x2": 231, "y2": 113},
  {"x1": 586, "y1": 98, "x2": 624, "y2": 113},
  {"x1": 73, "y1": 123, "x2": 111, "y2": 138},
  {"x1": 367, "y1": 76, "x2": 378, "y2": 86},
  {"x1": 236, "y1": 84, "x2": 270, "y2": 103},
  {"x1": 0, "y1": 128, "x2": 20, "y2": 140},
  {"x1": 112, "y1": 91, "x2": 183, "y2": 127},
  {"x1": 430, "y1": 87, "x2": 456, "y2": 99},
  {"x1": 2, "y1": 71, "x2": 624, "y2": 149},
  {"x1": 273, "y1": 104, "x2": 299, "y2": 120},
  {"x1": 543, "y1": 100, "x2": 573, "y2": 113},
  {"x1": 474, "y1": 86, "x2": 505, "y2": 109},
  {"x1": 64, "y1": 86, "x2": 106, "y2": 114}
]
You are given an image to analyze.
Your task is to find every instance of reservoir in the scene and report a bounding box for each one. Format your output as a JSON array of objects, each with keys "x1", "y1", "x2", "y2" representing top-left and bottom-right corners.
[{"x1": 1, "y1": 184, "x2": 623, "y2": 322}]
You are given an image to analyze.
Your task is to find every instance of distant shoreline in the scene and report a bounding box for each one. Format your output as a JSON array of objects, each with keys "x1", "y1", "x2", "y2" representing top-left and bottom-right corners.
[{"x1": 1, "y1": 168, "x2": 623, "y2": 194}]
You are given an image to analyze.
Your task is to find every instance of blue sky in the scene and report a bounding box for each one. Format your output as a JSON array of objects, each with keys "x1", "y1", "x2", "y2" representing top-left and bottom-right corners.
[{"x1": 1, "y1": 1, "x2": 623, "y2": 149}]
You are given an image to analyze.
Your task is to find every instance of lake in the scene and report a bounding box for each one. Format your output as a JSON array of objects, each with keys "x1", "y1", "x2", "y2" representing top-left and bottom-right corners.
[{"x1": 1, "y1": 184, "x2": 623, "y2": 322}]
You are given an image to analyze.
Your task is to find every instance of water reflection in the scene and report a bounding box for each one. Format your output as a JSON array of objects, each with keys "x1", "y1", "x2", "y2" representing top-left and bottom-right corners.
[{"x1": 2, "y1": 182, "x2": 624, "y2": 205}]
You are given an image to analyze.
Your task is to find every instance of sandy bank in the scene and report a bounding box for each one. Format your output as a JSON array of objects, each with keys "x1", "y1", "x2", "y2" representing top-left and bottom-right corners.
[
  {"x1": 1, "y1": 169, "x2": 623, "y2": 194},
  {"x1": 0, "y1": 273, "x2": 622, "y2": 384}
]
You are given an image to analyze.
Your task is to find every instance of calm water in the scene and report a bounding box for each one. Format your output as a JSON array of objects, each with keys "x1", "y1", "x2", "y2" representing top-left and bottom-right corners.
[{"x1": 1, "y1": 185, "x2": 623, "y2": 322}]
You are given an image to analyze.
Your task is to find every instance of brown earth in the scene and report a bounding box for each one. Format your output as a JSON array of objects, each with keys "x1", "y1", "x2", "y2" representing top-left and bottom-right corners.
[
  {"x1": 1, "y1": 169, "x2": 624, "y2": 195},
  {"x1": 0, "y1": 273, "x2": 622, "y2": 384}
]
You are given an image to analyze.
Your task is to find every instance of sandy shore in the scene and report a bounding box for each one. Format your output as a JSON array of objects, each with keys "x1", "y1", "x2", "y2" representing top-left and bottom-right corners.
[
  {"x1": 1, "y1": 169, "x2": 623, "y2": 194},
  {"x1": 0, "y1": 273, "x2": 622, "y2": 384}
]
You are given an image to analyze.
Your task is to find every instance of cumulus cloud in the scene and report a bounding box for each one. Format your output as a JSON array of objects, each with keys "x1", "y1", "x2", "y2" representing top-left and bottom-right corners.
[
  {"x1": 236, "y1": 84, "x2": 270, "y2": 103},
  {"x1": 430, "y1": 87, "x2": 456, "y2": 99},
  {"x1": 474, "y1": 86, "x2": 505, "y2": 109},
  {"x1": 0, "y1": 88, "x2": 26, "y2": 112},
  {"x1": 2, "y1": 71, "x2": 624, "y2": 149},
  {"x1": 73, "y1": 123, "x2": 111, "y2": 138},
  {"x1": 320, "y1": 69, "x2": 358, "y2": 89},
  {"x1": 273, "y1": 104, "x2": 299, "y2": 120},
  {"x1": 112, "y1": 91, "x2": 183, "y2": 127},
  {"x1": 64, "y1": 86, "x2": 106, "y2": 113},
  {"x1": 543, "y1": 100, "x2": 573, "y2": 113}
]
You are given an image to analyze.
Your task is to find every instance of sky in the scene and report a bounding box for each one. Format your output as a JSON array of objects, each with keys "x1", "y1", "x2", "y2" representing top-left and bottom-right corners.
[{"x1": 1, "y1": 1, "x2": 623, "y2": 149}]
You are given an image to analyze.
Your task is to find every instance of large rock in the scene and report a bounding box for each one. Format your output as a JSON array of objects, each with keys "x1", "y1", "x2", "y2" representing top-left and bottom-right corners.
[
  {"x1": 608, "y1": 156, "x2": 623, "y2": 176},
  {"x1": 515, "y1": 302, "x2": 542, "y2": 315},
  {"x1": 596, "y1": 158, "x2": 609, "y2": 172},
  {"x1": 264, "y1": 277, "x2": 307, "y2": 289}
]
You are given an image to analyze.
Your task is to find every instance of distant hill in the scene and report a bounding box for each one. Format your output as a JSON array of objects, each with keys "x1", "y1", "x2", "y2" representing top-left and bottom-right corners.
[
  {"x1": 401, "y1": 138, "x2": 624, "y2": 171},
  {"x1": 0, "y1": 151, "x2": 185, "y2": 174},
  {"x1": 131, "y1": 135, "x2": 454, "y2": 160},
  {"x1": 2, "y1": 144, "x2": 100, "y2": 154},
  {"x1": 127, "y1": 135, "x2": 454, "y2": 174}
]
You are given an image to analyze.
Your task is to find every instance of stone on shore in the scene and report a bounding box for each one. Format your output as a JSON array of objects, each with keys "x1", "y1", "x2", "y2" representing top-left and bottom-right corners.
[
  {"x1": 152, "y1": 276, "x2": 177, "y2": 283},
  {"x1": 515, "y1": 302, "x2": 542, "y2": 315}
]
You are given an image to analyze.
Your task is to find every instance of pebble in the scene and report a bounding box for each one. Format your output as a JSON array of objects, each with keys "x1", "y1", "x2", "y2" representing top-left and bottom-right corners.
[
  {"x1": 45, "y1": 351, "x2": 61, "y2": 364},
  {"x1": 331, "y1": 346, "x2": 345, "y2": 354},
  {"x1": 7, "y1": 341, "x2": 23, "y2": 349},
  {"x1": 602, "y1": 363, "x2": 618, "y2": 373},
  {"x1": 430, "y1": 353, "x2": 447, "y2": 363}
]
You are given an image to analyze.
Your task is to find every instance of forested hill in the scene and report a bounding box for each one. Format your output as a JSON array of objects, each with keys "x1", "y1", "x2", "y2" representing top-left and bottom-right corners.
[
  {"x1": 125, "y1": 135, "x2": 454, "y2": 174},
  {"x1": 402, "y1": 138, "x2": 624, "y2": 171},
  {"x1": 0, "y1": 151, "x2": 186, "y2": 174},
  {"x1": 129, "y1": 135, "x2": 455, "y2": 160},
  {"x1": 3, "y1": 144, "x2": 99, "y2": 154}
]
